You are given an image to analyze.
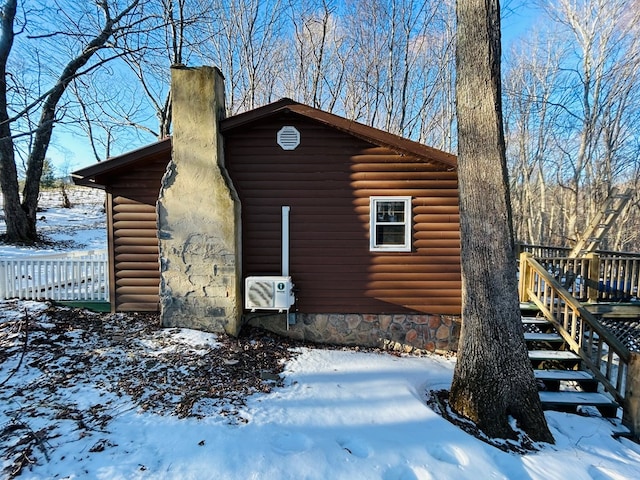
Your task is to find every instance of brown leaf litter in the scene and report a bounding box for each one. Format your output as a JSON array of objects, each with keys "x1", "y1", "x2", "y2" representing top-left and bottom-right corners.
[{"x1": 0, "y1": 301, "x2": 304, "y2": 478}]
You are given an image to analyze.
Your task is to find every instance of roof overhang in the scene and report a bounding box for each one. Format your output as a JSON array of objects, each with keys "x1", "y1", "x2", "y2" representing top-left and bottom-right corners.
[{"x1": 71, "y1": 137, "x2": 172, "y2": 188}]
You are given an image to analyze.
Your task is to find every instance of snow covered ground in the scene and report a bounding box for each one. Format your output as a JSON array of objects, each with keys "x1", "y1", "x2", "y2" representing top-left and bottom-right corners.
[
  {"x1": 0, "y1": 187, "x2": 107, "y2": 257},
  {"x1": 1, "y1": 187, "x2": 640, "y2": 479}
]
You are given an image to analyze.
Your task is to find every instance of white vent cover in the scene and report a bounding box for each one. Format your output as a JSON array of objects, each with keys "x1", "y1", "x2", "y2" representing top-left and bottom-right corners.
[{"x1": 277, "y1": 126, "x2": 300, "y2": 150}]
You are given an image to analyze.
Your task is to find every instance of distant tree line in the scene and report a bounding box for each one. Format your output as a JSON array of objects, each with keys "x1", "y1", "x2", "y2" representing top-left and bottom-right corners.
[
  {"x1": 504, "y1": 0, "x2": 640, "y2": 252},
  {"x1": 1, "y1": 0, "x2": 639, "y2": 250}
]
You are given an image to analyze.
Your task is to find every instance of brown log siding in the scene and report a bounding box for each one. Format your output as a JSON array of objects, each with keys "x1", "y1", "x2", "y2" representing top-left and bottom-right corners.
[
  {"x1": 225, "y1": 115, "x2": 461, "y2": 315},
  {"x1": 76, "y1": 107, "x2": 460, "y2": 316},
  {"x1": 102, "y1": 158, "x2": 166, "y2": 312}
]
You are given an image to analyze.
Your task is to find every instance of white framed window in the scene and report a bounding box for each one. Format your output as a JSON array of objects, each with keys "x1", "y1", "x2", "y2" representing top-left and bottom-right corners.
[{"x1": 369, "y1": 196, "x2": 412, "y2": 252}]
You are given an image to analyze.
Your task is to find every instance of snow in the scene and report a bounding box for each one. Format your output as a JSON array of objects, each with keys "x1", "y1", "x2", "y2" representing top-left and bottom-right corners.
[
  {"x1": 1, "y1": 320, "x2": 638, "y2": 480},
  {"x1": 2, "y1": 187, "x2": 640, "y2": 479},
  {"x1": 0, "y1": 187, "x2": 107, "y2": 258}
]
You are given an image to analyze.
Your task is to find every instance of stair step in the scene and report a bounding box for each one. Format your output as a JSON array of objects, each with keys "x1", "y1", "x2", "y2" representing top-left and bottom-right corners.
[
  {"x1": 534, "y1": 369, "x2": 598, "y2": 392},
  {"x1": 522, "y1": 316, "x2": 557, "y2": 334},
  {"x1": 520, "y1": 302, "x2": 540, "y2": 313},
  {"x1": 521, "y1": 316, "x2": 548, "y2": 324},
  {"x1": 534, "y1": 369, "x2": 595, "y2": 382},
  {"x1": 529, "y1": 350, "x2": 582, "y2": 369},
  {"x1": 539, "y1": 391, "x2": 613, "y2": 406},
  {"x1": 539, "y1": 391, "x2": 618, "y2": 417},
  {"x1": 529, "y1": 350, "x2": 579, "y2": 361},
  {"x1": 524, "y1": 332, "x2": 563, "y2": 342}
]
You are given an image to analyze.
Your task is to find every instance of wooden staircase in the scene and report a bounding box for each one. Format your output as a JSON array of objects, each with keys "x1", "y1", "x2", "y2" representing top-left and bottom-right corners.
[{"x1": 522, "y1": 313, "x2": 619, "y2": 417}]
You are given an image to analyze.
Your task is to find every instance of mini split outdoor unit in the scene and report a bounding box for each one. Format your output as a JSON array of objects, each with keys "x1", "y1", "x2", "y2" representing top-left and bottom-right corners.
[
  {"x1": 244, "y1": 207, "x2": 296, "y2": 330},
  {"x1": 244, "y1": 276, "x2": 295, "y2": 312}
]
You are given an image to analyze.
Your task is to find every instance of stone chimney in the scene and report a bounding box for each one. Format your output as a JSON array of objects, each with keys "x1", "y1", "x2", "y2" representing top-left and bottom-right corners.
[{"x1": 157, "y1": 66, "x2": 241, "y2": 335}]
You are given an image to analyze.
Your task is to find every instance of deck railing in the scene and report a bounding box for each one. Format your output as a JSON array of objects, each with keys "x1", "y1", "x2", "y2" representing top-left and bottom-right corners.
[
  {"x1": 517, "y1": 244, "x2": 572, "y2": 258},
  {"x1": 517, "y1": 243, "x2": 640, "y2": 259},
  {"x1": 518, "y1": 245, "x2": 640, "y2": 302},
  {"x1": 598, "y1": 254, "x2": 640, "y2": 302},
  {"x1": 519, "y1": 252, "x2": 631, "y2": 407},
  {"x1": 0, "y1": 250, "x2": 109, "y2": 301}
]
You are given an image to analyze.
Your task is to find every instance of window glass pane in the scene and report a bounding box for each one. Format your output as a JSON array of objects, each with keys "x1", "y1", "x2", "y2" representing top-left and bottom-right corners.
[
  {"x1": 370, "y1": 196, "x2": 411, "y2": 251},
  {"x1": 376, "y1": 225, "x2": 405, "y2": 245},
  {"x1": 376, "y1": 201, "x2": 405, "y2": 223}
]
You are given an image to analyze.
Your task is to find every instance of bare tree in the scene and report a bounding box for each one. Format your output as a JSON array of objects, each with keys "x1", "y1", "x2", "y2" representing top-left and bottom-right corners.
[
  {"x1": 340, "y1": 0, "x2": 456, "y2": 142},
  {"x1": 75, "y1": 0, "x2": 459, "y2": 154},
  {"x1": 205, "y1": 0, "x2": 285, "y2": 113},
  {"x1": 500, "y1": 0, "x2": 640, "y2": 251},
  {"x1": 503, "y1": 35, "x2": 566, "y2": 246},
  {"x1": 0, "y1": 1, "x2": 23, "y2": 238},
  {"x1": 121, "y1": 0, "x2": 214, "y2": 139},
  {"x1": 0, "y1": 0, "x2": 144, "y2": 243},
  {"x1": 285, "y1": 0, "x2": 345, "y2": 110},
  {"x1": 67, "y1": 0, "x2": 216, "y2": 162},
  {"x1": 450, "y1": 0, "x2": 554, "y2": 442},
  {"x1": 70, "y1": 75, "x2": 159, "y2": 162},
  {"x1": 414, "y1": 0, "x2": 456, "y2": 151}
]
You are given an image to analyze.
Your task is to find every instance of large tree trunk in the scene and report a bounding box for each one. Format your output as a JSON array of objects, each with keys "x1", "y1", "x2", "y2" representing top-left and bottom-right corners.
[
  {"x1": 449, "y1": 0, "x2": 554, "y2": 443},
  {"x1": 0, "y1": 0, "x2": 32, "y2": 242},
  {"x1": 0, "y1": 0, "x2": 141, "y2": 244}
]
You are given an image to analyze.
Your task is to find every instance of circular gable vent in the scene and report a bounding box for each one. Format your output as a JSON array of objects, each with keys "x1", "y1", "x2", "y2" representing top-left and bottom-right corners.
[{"x1": 277, "y1": 126, "x2": 300, "y2": 150}]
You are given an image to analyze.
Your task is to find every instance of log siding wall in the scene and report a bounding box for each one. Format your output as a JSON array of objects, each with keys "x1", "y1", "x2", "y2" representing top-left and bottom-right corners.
[
  {"x1": 102, "y1": 156, "x2": 167, "y2": 312},
  {"x1": 225, "y1": 115, "x2": 461, "y2": 315},
  {"x1": 84, "y1": 109, "x2": 460, "y2": 319}
]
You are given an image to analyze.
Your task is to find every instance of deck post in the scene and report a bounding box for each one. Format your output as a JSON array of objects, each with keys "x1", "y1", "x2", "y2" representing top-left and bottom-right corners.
[
  {"x1": 0, "y1": 262, "x2": 6, "y2": 299},
  {"x1": 586, "y1": 252, "x2": 600, "y2": 303},
  {"x1": 518, "y1": 252, "x2": 532, "y2": 303},
  {"x1": 623, "y1": 352, "x2": 640, "y2": 440}
]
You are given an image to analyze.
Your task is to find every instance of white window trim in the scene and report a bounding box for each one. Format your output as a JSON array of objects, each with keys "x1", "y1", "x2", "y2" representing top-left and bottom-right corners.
[{"x1": 369, "y1": 196, "x2": 412, "y2": 252}]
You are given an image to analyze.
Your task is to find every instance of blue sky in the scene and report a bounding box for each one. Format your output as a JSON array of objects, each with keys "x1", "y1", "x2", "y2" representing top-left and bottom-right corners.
[
  {"x1": 48, "y1": 1, "x2": 541, "y2": 176},
  {"x1": 502, "y1": 0, "x2": 540, "y2": 47}
]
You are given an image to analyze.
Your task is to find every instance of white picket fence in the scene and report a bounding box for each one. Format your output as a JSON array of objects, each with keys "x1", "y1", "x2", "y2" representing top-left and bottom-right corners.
[{"x1": 0, "y1": 250, "x2": 109, "y2": 301}]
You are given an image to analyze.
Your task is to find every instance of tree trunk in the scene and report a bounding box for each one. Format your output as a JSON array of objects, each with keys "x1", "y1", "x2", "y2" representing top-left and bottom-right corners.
[
  {"x1": 0, "y1": 0, "x2": 140, "y2": 243},
  {"x1": 449, "y1": 0, "x2": 554, "y2": 443},
  {"x1": 0, "y1": 0, "x2": 32, "y2": 242}
]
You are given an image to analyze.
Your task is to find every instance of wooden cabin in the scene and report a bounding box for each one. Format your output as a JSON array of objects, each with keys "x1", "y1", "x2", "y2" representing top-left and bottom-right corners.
[
  {"x1": 73, "y1": 139, "x2": 171, "y2": 312},
  {"x1": 73, "y1": 96, "x2": 461, "y2": 351}
]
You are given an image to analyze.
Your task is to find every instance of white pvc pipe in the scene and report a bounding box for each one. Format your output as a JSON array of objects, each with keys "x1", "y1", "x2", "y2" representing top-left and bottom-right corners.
[{"x1": 282, "y1": 206, "x2": 290, "y2": 277}]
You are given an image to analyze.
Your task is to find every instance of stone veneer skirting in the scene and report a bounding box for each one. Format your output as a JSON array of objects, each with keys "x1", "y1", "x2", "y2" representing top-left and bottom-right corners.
[{"x1": 246, "y1": 313, "x2": 461, "y2": 353}]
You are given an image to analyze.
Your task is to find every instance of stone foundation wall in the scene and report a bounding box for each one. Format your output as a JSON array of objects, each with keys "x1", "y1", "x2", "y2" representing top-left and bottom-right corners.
[{"x1": 246, "y1": 312, "x2": 461, "y2": 353}]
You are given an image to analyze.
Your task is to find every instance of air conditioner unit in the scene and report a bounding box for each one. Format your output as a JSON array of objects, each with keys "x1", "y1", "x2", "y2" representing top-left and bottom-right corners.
[{"x1": 245, "y1": 276, "x2": 295, "y2": 311}]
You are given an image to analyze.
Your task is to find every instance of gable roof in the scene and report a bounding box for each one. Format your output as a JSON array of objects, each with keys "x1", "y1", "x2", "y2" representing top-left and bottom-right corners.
[
  {"x1": 72, "y1": 99, "x2": 456, "y2": 187},
  {"x1": 220, "y1": 98, "x2": 457, "y2": 170}
]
